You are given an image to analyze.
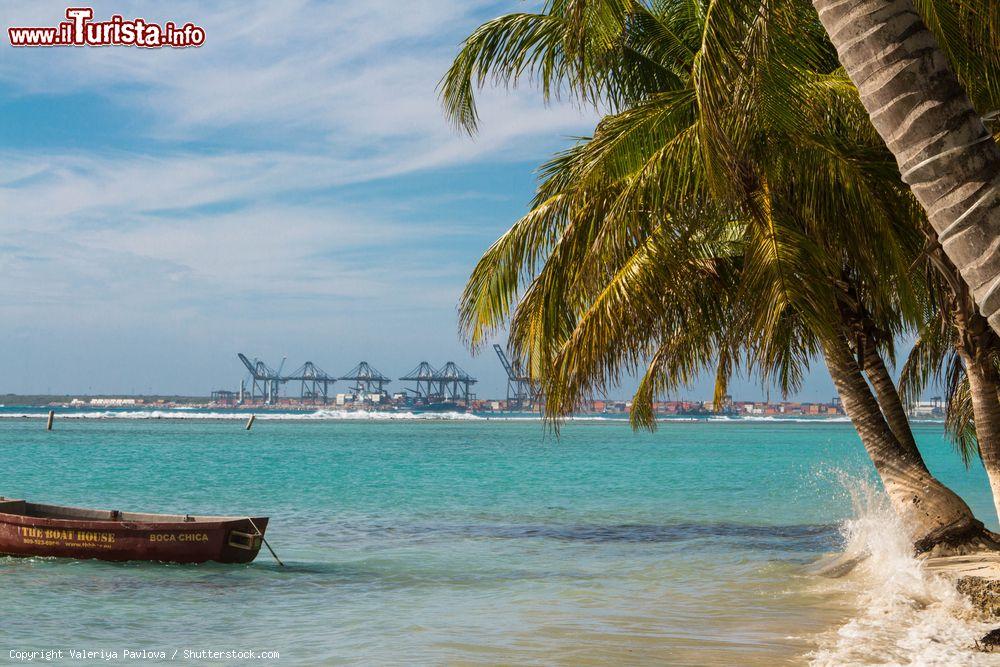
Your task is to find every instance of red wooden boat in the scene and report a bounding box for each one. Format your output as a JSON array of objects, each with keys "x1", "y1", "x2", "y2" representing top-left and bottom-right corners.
[{"x1": 0, "y1": 497, "x2": 269, "y2": 564}]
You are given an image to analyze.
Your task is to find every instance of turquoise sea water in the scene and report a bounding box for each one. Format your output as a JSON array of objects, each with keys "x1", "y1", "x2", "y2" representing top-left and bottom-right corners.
[{"x1": 0, "y1": 412, "x2": 997, "y2": 665}]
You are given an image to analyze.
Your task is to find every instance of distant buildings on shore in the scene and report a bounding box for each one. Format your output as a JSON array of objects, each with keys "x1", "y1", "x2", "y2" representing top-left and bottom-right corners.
[
  {"x1": 44, "y1": 394, "x2": 849, "y2": 417},
  {"x1": 907, "y1": 398, "x2": 944, "y2": 418},
  {"x1": 25, "y1": 394, "x2": 950, "y2": 419},
  {"x1": 69, "y1": 397, "x2": 140, "y2": 407},
  {"x1": 202, "y1": 391, "x2": 852, "y2": 416}
]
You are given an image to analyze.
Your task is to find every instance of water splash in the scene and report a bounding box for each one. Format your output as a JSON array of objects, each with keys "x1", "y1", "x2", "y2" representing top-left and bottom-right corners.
[{"x1": 810, "y1": 476, "x2": 996, "y2": 665}]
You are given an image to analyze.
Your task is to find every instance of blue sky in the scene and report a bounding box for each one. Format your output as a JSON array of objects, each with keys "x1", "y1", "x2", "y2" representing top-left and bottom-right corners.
[{"x1": 0, "y1": 0, "x2": 839, "y2": 401}]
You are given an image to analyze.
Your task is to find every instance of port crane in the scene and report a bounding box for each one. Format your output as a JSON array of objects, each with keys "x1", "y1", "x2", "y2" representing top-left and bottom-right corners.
[
  {"x1": 339, "y1": 362, "x2": 391, "y2": 402},
  {"x1": 435, "y1": 362, "x2": 477, "y2": 402},
  {"x1": 284, "y1": 361, "x2": 336, "y2": 404},
  {"x1": 494, "y1": 344, "x2": 539, "y2": 410},
  {"x1": 237, "y1": 353, "x2": 286, "y2": 405},
  {"x1": 399, "y1": 362, "x2": 439, "y2": 400}
]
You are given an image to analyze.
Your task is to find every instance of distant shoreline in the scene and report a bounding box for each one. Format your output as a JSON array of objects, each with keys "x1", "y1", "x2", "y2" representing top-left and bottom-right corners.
[
  {"x1": 0, "y1": 406, "x2": 944, "y2": 424},
  {"x1": 0, "y1": 393, "x2": 872, "y2": 420}
]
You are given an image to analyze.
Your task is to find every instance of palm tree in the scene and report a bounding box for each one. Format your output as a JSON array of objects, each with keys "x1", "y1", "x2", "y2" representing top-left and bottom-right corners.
[
  {"x1": 814, "y1": 0, "x2": 1000, "y2": 524},
  {"x1": 443, "y1": 0, "x2": 996, "y2": 551},
  {"x1": 900, "y1": 266, "x2": 1000, "y2": 522},
  {"x1": 810, "y1": 0, "x2": 1000, "y2": 335}
]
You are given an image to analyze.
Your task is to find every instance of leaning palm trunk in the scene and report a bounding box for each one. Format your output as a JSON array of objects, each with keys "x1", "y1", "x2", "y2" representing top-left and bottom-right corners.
[
  {"x1": 813, "y1": 0, "x2": 1000, "y2": 335},
  {"x1": 960, "y1": 349, "x2": 1000, "y2": 522},
  {"x1": 862, "y1": 339, "x2": 921, "y2": 459},
  {"x1": 822, "y1": 334, "x2": 991, "y2": 553}
]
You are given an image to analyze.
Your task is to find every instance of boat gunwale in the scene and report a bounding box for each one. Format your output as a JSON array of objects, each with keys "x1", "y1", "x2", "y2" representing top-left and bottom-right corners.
[{"x1": 0, "y1": 500, "x2": 264, "y2": 529}]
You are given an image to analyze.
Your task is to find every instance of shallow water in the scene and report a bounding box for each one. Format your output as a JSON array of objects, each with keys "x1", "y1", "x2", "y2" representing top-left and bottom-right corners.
[{"x1": 1, "y1": 416, "x2": 997, "y2": 665}]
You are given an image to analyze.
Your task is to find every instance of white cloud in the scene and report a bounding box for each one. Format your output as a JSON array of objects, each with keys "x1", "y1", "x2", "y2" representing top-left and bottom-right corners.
[
  {"x1": 0, "y1": 0, "x2": 594, "y2": 170},
  {"x1": 0, "y1": 0, "x2": 598, "y2": 392}
]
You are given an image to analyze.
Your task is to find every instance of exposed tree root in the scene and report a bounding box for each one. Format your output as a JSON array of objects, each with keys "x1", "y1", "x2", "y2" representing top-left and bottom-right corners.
[{"x1": 915, "y1": 520, "x2": 1000, "y2": 558}]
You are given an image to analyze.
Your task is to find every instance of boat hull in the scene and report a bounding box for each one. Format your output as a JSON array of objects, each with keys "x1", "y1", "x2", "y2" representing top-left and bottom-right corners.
[{"x1": 0, "y1": 500, "x2": 268, "y2": 564}]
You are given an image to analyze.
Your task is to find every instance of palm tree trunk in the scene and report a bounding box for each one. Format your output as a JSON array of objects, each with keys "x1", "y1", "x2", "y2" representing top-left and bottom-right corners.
[
  {"x1": 812, "y1": 0, "x2": 1000, "y2": 334},
  {"x1": 862, "y1": 339, "x2": 921, "y2": 460},
  {"x1": 822, "y1": 334, "x2": 988, "y2": 553},
  {"x1": 960, "y1": 349, "x2": 1000, "y2": 522}
]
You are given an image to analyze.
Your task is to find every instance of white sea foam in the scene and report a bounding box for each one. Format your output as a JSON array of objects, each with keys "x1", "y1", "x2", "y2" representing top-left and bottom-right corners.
[
  {"x1": 809, "y1": 478, "x2": 996, "y2": 666},
  {"x1": 735, "y1": 415, "x2": 853, "y2": 423},
  {"x1": 0, "y1": 409, "x2": 485, "y2": 421},
  {"x1": 0, "y1": 409, "x2": 619, "y2": 422},
  {"x1": 0, "y1": 410, "x2": 872, "y2": 423}
]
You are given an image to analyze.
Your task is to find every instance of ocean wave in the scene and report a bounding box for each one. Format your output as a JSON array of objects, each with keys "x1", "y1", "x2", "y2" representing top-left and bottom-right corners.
[
  {"x1": 723, "y1": 415, "x2": 853, "y2": 423},
  {"x1": 0, "y1": 410, "x2": 907, "y2": 424},
  {"x1": 0, "y1": 409, "x2": 621, "y2": 422},
  {"x1": 0, "y1": 409, "x2": 485, "y2": 421},
  {"x1": 336, "y1": 520, "x2": 839, "y2": 551},
  {"x1": 809, "y1": 477, "x2": 994, "y2": 665}
]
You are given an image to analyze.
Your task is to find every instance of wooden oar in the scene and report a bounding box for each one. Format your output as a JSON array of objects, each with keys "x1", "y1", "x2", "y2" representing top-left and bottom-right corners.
[{"x1": 248, "y1": 517, "x2": 283, "y2": 567}]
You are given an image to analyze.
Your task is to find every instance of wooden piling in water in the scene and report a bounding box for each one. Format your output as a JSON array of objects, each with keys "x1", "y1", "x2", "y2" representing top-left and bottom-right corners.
[
  {"x1": 245, "y1": 414, "x2": 256, "y2": 430},
  {"x1": 46, "y1": 410, "x2": 55, "y2": 431}
]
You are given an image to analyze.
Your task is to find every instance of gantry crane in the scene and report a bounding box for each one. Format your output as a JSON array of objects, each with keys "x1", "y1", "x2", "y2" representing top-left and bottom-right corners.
[{"x1": 493, "y1": 344, "x2": 539, "y2": 410}]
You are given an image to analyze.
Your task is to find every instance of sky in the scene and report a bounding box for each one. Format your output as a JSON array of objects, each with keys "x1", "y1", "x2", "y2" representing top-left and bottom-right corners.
[{"x1": 0, "y1": 0, "x2": 841, "y2": 401}]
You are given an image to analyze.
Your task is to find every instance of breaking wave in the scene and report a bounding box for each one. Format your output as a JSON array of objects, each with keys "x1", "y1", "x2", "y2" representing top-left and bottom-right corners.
[
  {"x1": 733, "y1": 415, "x2": 852, "y2": 423},
  {"x1": 0, "y1": 410, "x2": 485, "y2": 421},
  {"x1": 809, "y1": 477, "x2": 995, "y2": 665},
  {"x1": 0, "y1": 410, "x2": 888, "y2": 423},
  {"x1": 0, "y1": 409, "x2": 617, "y2": 422}
]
